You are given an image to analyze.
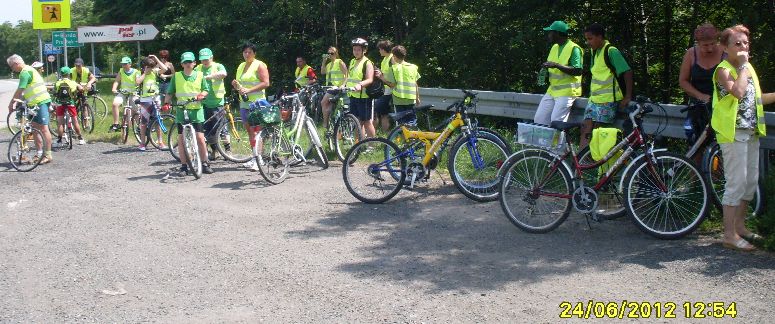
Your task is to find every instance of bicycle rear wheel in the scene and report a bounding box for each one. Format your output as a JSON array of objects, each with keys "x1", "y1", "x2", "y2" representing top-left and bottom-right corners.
[
  {"x1": 88, "y1": 95, "x2": 109, "y2": 121},
  {"x1": 705, "y1": 143, "x2": 762, "y2": 218},
  {"x1": 148, "y1": 114, "x2": 175, "y2": 150},
  {"x1": 65, "y1": 114, "x2": 74, "y2": 150},
  {"x1": 334, "y1": 113, "x2": 361, "y2": 162},
  {"x1": 577, "y1": 146, "x2": 627, "y2": 220},
  {"x1": 121, "y1": 113, "x2": 130, "y2": 144},
  {"x1": 305, "y1": 117, "x2": 328, "y2": 169},
  {"x1": 342, "y1": 137, "x2": 406, "y2": 204},
  {"x1": 184, "y1": 127, "x2": 202, "y2": 179},
  {"x1": 8, "y1": 128, "x2": 45, "y2": 172},
  {"x1": 255, "y1": 127, "x2": 291, "y2": 184},
  {"x1": 215, "y1": 117, "x2": 253, "y2": 163},
  {"x1": 623, "y1": 152, "x2": 709, "y2": 239},
  {"x1": 447, "y1": 131, "x2": 509, "y2": 202},
  {"x1": 499, "y1": 150, "x2": 572, "y2": 233}
]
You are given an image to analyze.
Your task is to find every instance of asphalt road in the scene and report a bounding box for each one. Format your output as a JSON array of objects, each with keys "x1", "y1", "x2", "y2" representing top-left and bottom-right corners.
[
  {"x1": 1, "y1": 79, "x2": 19, "y2": 129},
  {"x1": 0, "y1": 132, "x2": 773, "y2": 322}
]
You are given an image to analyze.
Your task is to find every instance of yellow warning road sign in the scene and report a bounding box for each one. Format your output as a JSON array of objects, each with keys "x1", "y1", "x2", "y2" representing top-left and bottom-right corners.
[{"x1": 32, "y1": 0, "x2": 71, "y2": 30}]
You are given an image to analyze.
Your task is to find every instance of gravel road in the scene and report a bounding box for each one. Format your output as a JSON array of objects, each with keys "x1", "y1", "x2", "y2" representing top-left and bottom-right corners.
[{"x1": 0, "y1": 130, "x2": 773, "y2": 322}]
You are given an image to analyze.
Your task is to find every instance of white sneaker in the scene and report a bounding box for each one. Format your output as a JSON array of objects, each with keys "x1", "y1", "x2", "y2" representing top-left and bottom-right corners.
[
  {"x1": 78, "y1": 139, "x2": 85, "y2": 145},
  {"x1": 243, "y1": 160, "x2": 259, "y2": 171}
]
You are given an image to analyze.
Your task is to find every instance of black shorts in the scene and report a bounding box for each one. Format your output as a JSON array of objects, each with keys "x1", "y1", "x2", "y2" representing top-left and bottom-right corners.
[
  {"x1": 176, "y1": 122, "x2": 204, "y2": 133},
  {"x1": 349, "y1": 97, "x2": 373, "y2": 122},
  {"x1": 374, "y1": 95, "x2": 392, "y2": 116}
]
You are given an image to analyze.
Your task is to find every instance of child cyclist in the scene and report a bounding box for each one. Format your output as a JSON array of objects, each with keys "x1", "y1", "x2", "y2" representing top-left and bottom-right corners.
[
  {"x1": 53, "y1": 67, "x2": 85, "y2": 146},
  {"x1": 135, "y1": 55, "x2": 169, "y2": 151}
]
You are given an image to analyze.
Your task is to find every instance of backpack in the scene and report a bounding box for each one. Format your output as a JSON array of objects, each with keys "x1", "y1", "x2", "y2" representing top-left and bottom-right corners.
[
  {"x1": 361, "y1": 59, "x2": 384, "y2": 99},
  {"x1": 602, "y1": 43, "x2": 629, "y2": 101},
  {"x1": 55, "y1": 82, "x2": 72, "y2": 102}
]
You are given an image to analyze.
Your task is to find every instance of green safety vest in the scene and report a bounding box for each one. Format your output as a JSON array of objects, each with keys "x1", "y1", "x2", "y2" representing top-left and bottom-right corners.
[
  {"x1": 295, "y1": 64, "x2": 312, "y2": 88},
  {"x1": 119, "y1": 68, "x2": 139, "y2": 93},
  {"x1": 70, "y1": 66, "x2": 90, "y2": 84},
  {"x1": 173, "y1": 71, "x2": 204, "y2": 110},
  {"x1": 20, "y1": 65, "x2": 51, "y2": 106},
  {"x1": 711, "y1": 60, "x2": 766, "y2": 144},
  {"x1": 346, "y1": 57, "x2": 371, "y2": 99},
  {"x1": 235, "y1": 60, "x2": 266, "y2": 102},
  {"x1": 195, "y1": 62, "x2": 226, "y2": 98},
  {"x1": 546, "y1": 40, "x2": 582, "y2": 97},
  {"x1": 139, "y1": 71, "x2": 160, "y2": 98},
  {"x1": 381, "y1": 54, "x2": 394, "y2": 93},
  {"x1": 589, "y1": 41, "x2": 623, "y2": 103},
  {"x1": 325, "y1": 58, "x2": 345, "y2": 86},
  {"x1": 391, "y1": 61, "x2": 419, "y2": 100}
]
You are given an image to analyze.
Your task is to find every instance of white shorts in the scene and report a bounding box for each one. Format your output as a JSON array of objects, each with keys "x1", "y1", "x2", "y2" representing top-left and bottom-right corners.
[
  {"x1": 113, "y1": 93, "x2": 138, "y2": 106},
  {"x1": 533, "y1": 94, "x2": 575, "y2": 126}
]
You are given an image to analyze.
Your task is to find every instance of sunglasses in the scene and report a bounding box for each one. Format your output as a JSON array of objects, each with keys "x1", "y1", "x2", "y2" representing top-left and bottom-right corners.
[
  {"x1": 733, "y1": 41, "x2": 750, "y2": 47},
  {"x1": 182, "y1": 61, "x2": 195, "y2": 64}
]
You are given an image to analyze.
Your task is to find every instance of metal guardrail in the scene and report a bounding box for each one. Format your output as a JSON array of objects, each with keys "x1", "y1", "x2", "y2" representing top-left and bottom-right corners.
[{"x1": 419, "y1": 87, "x2": 775, "y2": 150}]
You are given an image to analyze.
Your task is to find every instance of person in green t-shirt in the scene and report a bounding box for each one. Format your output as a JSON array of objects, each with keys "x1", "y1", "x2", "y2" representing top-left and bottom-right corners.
[
  {"x1": 54, "y1": 66, "x2": 86, "y2": 146},
  {"x1": 533, "y1": 20, "x2": 583, "y2": 126},
  {"x1": 6, "y1": 54, "x2": 54, "y2": 164},
  {"x1": 194, "y1": 48, "x2": 229, "y2": 158}
]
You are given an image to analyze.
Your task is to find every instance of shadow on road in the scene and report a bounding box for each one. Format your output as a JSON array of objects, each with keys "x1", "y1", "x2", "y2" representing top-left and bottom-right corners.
[{"x1": 287, "y1": 190, "x2": 775, "y2": 293}]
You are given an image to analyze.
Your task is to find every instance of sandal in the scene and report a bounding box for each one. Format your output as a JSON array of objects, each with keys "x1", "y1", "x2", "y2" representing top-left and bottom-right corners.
[
  {"x1": 742, "y1": 233, "x2": 764, "y2": 243},
  {"x1": 722, "y1": 238, "x2": 756, "y2": 252}
]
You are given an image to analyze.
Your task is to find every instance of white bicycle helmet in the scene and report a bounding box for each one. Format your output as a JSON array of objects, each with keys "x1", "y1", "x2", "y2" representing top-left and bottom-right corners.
[{"x1": 351, "y1": 38, "x2": 368, "y2": 47}]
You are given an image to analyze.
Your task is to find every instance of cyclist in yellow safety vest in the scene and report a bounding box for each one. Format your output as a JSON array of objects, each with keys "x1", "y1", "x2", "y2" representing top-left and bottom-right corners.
[
  {"x1": 712, "y1": 25, "x2": 775, "y2": 252},
  {"x1": 534, "y1": 21, "x2": 583, "y2": 126},
  {"x1": 376, "y1": 45, "x2": 421, "y2": 128},
  {"x1": 580, "y1": 23, "x2": 633, "y2": 148},
  {"x1": 320, "y1": 46, "x2": 348, "y2": 128},
  {"x1": 110, "y1": 56, "x2": 140, "y2": 132},
  {"x1": 373, "y1": 40, "x2": 395, "y2": 133},
  {"x1": 71, "y1": 58, "x2": 97, "y2": 93},
  {"x1": 135, "y1": 55, "x2": 169, "y2": 151},
  {"x1": 6, "y1": 54, "x2": 54, "y2": 164},
  {"x1": 164, "y1": 51, "x2": 213, "y2": 176},
  {"x1": 346, "y1": 38, "x2": 376, "y2": 139},
  {"x1": 294, "y1": 56, "x2": 317, "y2": 90},
  {"x1": 54, "y1": 66, "x2": 85, "y2": 147},
  {"x1": 194, "y1": 48, "x2": 229, "y2": 159},
  {"x1": 231, "y1": 43, "x2": 271, "y2": 171}
]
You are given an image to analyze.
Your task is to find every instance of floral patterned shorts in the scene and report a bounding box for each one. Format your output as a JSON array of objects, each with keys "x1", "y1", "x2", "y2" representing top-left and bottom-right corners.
[{"x1": 584, "y1": 101, "x2": 619, "y2": 124}]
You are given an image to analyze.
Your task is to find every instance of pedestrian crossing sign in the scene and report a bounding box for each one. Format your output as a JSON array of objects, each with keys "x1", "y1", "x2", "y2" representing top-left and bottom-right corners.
[{"x1": 32, "y1": 0, "x2": 71, "y2": 30}]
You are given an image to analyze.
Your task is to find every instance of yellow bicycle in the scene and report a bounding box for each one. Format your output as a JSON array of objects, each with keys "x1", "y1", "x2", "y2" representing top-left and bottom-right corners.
[
  {"x1": 342, "y1": 90, "x2": 510, "y2": 203},
  {"x1": 7, "y1": 99, "x2": 48, "y2": 172}
]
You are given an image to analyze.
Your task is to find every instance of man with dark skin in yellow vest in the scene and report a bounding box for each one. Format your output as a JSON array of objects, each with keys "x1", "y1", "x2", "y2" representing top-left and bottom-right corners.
[{"x1": 534, "y1": 21, "x2": 583, "y2": 126}]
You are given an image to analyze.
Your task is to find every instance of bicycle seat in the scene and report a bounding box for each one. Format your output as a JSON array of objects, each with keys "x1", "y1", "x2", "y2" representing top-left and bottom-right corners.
[
  {"x1": 414, "y1": 104, "x2": 434, "y2": 112},
  {"x1": 388, "y1": 109, "x2": 416, "y2": 121},
  {"x1": 550, "y1": 121, "x2": 582, "y2": 131}
]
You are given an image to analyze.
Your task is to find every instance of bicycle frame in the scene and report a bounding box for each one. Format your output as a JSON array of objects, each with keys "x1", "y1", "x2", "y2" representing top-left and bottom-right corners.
[{"x1": 400, "y1": 113, "x2": 466, "y2": 167}]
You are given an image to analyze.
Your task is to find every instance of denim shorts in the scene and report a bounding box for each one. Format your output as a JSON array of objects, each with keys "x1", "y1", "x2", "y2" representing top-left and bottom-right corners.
[{"x1": 31, "y1": 102, "x2": 51, "y2": 126}]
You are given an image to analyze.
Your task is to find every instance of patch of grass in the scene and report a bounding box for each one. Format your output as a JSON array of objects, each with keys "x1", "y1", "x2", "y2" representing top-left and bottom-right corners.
[{"x1": 753, "y1": 170, "x2": 775, "y2": 251}]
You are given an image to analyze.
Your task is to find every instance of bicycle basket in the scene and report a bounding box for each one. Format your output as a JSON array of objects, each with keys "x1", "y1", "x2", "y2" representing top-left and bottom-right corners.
[
  {"x1": 248, "y1": 104, "x2": 281, "y2": 126},
  {"x1": 516, "y1": 122, "x2": 565, "y2": 151}
]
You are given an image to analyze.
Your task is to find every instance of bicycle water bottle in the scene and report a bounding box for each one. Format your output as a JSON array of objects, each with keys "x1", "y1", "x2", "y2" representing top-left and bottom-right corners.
[{"x1": 537, "y1": 67, "x2": 548, "y2": 86}]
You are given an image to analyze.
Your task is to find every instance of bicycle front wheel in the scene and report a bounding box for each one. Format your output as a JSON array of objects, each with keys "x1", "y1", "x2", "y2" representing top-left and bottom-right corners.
[
  {"x1": 334, "y1": 113, "x2": 362, "y2": 162},
  {"x1": 148, "y1": 114, "x2": 175, "y2": 150},
  {"x1": 623, "y1": 152, "x2": 709, "y2": 239},
  {"x1": 216, "y1": 117, "x2": 252, "y2": 163},
  {"x1": 447, "y1": 131, "x2": 510, "y2": 202},
  {"x1": 184, "y1": 127, "x2": 202, "y2": 179},
  {"x1": 7, "y1": 111, "x2": 21, "y2": 134},
  {"x1": 65, "y1": 114, "x2": 74, "y2": 150},
  {"x1": 131, "y1": 113, "x2": 143, "y2": 145},
  {"x1": 342, "y1": 137, "x2": 406, "y2": 204},
  {"x1": 167, "y1": 122, "x2": 181, "y2": 162},
  {"x1": 255, "y1": 127, "x2": 291, "y2": 184},
  {"x1": 8, "y1": 128, "x2": 45, "y2": 172},
  {"x1": 306, "y1": 117, "x2": 328, "y2": 169},
  {"x1": 499, "y1": 150, "x2": 572, "y2": 233}
]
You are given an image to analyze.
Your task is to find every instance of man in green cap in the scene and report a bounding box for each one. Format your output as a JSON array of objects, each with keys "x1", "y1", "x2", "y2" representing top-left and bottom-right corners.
[
  {"x1": 533, "y1": 20, "x2": 583, "y2": 126},
  {"x1": 53, "y1": 66, "x2": 86, "y2": 146},
  {"x1": 165, "y1": 51, "x2": 213, "y2": 176},
  {"x1": 194, "y1": 48, "x2": 229, "y2": 159},
  {"x1": 110, "y1": 56, "x2": 139, "y2": 131}
]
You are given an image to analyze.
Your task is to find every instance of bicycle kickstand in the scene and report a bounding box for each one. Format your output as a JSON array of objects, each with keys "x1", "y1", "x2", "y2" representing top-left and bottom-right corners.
[
  {"x1": 434, "y1": 169, "x2": 448, "y2": 186},
  {"x1": 583, "y1": 211, "x2": 600, "y2": 231}
]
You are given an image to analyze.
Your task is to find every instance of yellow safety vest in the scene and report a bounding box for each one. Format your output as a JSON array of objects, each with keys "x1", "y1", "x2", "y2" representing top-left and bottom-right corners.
[
  {"x1": 70, "y1": 66, "x2": 91, "y2": 84},
  {"x1": 139, "y1": 71, "x2": 160, "y2": 98},
  {"x1": 391, "y1": 61, "x2": 419, "y2": 100},
  {"x1": 381, "y1": 54, "x2": 394, "y2": 93},
  {"x1": 173, "y1": 71, "x2": 204, "y2": 110},
  {"x1": 20, "y1": 65, "x2": 51, "y2": 106},
  {"x1": 236, "y1": 60, "x2": 266, "y2": 103},
  {"x1": 119, "y1": 68, "x2": 139, "y2": 93},
  {"x1": 711, "y1": 60, "x2": 766, "y2": 144},
  {"x1": 325, "y1": 58, "x2": 345, "y2": 86},
  {"x1": 295, "y1": 64, "x2": 312, "y2": 88},
  {"x1": 589, "y1": 41, "x2": 623, "y2": 103},
  {"x1": 546, "y1": 40, "x2": 582, "y2": 97},
  {"x1": 346, "y1": 57, "x2": 371, "y2": 99},
  {"x1": 195, "y1": 62, "x2": 226, "y2": 98}
]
